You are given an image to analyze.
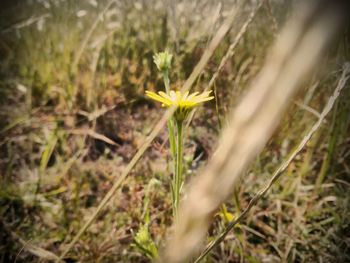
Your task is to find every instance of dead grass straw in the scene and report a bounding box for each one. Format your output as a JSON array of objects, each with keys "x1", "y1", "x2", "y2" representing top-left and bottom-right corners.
[{"x1": 194, "y1": 62, "x2": 350, "y2": 263}]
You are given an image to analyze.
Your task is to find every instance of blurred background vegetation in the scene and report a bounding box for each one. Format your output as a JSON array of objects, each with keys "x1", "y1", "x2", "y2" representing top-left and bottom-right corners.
[{"x1": 0, "y1": 0, "x2": 349, "y2": 262}]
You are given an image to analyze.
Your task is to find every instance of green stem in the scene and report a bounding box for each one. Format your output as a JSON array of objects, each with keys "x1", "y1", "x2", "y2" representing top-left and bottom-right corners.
[
  {"x1": 161, "y1": 70, "x2": 177, "y2": 216},
  {"x1": 174, "y1": 120, "x2": 183, "y2": 218},
  {"x1": 162, "y1": 70, "x2": 170, "y2": 93},
  {"x1": 167, "y1": 120, "x2": 176, "y2": 160},
  {"x1": 162, "y1": 70, "x2": 176, "y2": 158}
]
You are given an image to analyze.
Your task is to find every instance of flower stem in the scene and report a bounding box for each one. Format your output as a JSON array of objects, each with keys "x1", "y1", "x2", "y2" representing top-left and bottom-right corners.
[
  {"x1": 174, "y1": 120, "x2": 183, "y2": 218},
  {"x1": 162, "y1": 70, "x2": 170, "y2": 93},
  {"x1": 168, "y1": 119, "x2": 176, "y2": 217},
  {"x1": 162, "y1": 70, "x2": 176, "y2": 157},
  {"x1": 161, "y1": 70, "x2": 177, "y2": 216}
]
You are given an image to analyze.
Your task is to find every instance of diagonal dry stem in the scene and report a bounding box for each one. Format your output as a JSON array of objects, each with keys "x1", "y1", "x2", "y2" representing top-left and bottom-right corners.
[
  {"x1": 71, "y1": 0, "x2": 116, "y2": 71},
  {"x1": 207, "y1": 0, "x2": 264, "y2": 90},
  {"x1": 161, "y1": 2, "x2": 348, "y2": 262},
  {"x1": 187, "y1": 1, "x2": 264, "y2": 128},
  {"x1": 194, "y1": 62, "x2": 350, "y2": 263}
]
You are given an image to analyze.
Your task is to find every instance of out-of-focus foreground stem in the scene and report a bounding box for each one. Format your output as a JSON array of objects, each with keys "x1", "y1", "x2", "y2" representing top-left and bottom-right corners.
[{"x1": 161, "y1": 1, "x2": 350, "y2": 262}]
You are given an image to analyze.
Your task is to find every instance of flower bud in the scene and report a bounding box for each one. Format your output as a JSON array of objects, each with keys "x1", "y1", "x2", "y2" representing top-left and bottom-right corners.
[{"x1": 153, "y1": 51, "x2": 172, "y2": 72}]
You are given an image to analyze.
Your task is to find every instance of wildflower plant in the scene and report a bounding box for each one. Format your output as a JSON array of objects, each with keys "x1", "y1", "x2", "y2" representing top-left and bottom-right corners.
[
  {"x1": 132, "y1": 179, "x2": 160, "y2": 260},
  {"x1": 147, "y1": 51, "x2": 214, "y2": 218},
  {"x1": 153, "y1": 51, "x2": 177, "y2": 171}
]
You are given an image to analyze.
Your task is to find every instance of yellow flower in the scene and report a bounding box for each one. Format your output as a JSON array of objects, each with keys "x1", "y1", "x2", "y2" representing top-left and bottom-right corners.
[{"x1": 145, "y1": 90, "x2": 214, "y2": 121}]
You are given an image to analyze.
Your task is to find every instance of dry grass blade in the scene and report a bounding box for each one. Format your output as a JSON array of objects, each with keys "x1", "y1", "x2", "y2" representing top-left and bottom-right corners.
[
  {"x1": 56, "y1": 4, "x2": 242, "y2": 262},
  {"x1": 72, "y1": 0, "x2": 116, "y2": 71},
  {"x1": 17, "y1": 241, "x2": 60, "y2": 262},
  {"x1": 207, "y1": 0, "x2": 263, "y2": 90},
  {"x1": 1, "y1": 220, "x2": 60, "y2": 261},
  {"x1": 1, "y1": 13, "x2": 50, "y2": 34},
  {"x1": 187, "y1": 1, "x2": 263, "y2": 128},
  {"x1": 194, "y1": 62, "x2": 350, "y2": 263},
  {"x1": 161, "y1": 2, "x2": 348, "y2": 263},
  {"x1": 67, "y1": 129, "x2": 119, "y2": 146},
  {"x1": 294, "y1": 100, "x2": 321, "y2": 118},
  {"x1": 178, "y1": 3, "x2": 242, "y2": 94}
]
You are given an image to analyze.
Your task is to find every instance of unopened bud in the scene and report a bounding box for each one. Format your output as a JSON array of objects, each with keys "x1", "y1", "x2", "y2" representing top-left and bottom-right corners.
[{"x1": 153, "y1": 51, "x2": 172, "y2": 72}]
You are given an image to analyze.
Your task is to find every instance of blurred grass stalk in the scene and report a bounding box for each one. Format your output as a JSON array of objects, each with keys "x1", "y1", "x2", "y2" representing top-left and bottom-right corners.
[
  {"x1": 194, "y1": 62, "x2": 350, "y2": 263},
  {"x1": 186, "y1": 0, "x2": 263, "y2": 128},
  {"x1": 161, "y1": 1, "x2": 350, "y2": 262}
]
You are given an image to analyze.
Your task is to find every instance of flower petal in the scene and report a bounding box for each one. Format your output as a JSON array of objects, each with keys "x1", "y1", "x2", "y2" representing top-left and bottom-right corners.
[
  {"x1": 146, "y1": 91, "x2": 172, "y2": 106},
  {"x1": 170, "y1": 90, "x2": 177, "y2": 101},
  {"x1": 182, "y1": 91, "x2": 189, "y2": 101},
  {"x1": 187, "y1": 91, "x2": 199, "y2": 101},
  {"x1": 193, "y1": 96, "x2": 214, "y2": 103},
  {"x1": 158, "y1": 91, "x2": 173, "y2": 101}
]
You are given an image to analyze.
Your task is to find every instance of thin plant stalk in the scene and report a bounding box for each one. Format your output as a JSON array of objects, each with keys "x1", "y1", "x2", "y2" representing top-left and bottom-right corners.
[
  {"x1": 174, "y1": 120, "x2": 183, "y2": 217},
  {"x1": 162, "y1": 70, "x2": 176, "y2": 158},
  {"x1": 162, "y1": 69, "x2": 170, "y2": 93},
  {"x1": 161, "y1": 69, "x2": 177, "y2": 216}
]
